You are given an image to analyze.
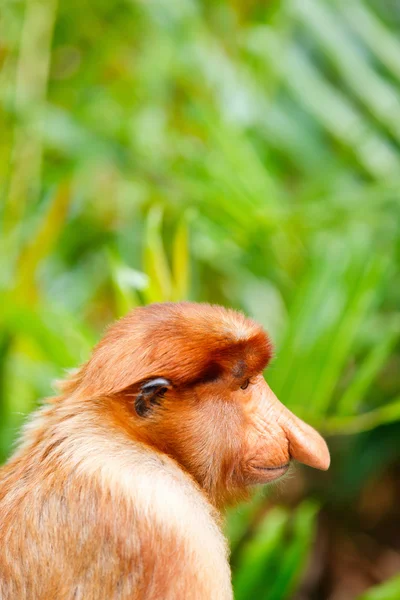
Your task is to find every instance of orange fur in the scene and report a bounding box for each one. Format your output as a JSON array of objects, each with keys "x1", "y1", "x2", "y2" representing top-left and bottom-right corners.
[
  {"x1": 0, "y1": 302, "x2": 329, "y2": 599},
  {"x1": 60, "y1": 302, "x2": 273, "y2": 397}
]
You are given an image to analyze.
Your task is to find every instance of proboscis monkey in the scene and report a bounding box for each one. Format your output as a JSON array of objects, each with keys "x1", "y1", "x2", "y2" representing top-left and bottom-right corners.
[{"x1": 0, "y1": 302, "x2": 330, "y2": 599}]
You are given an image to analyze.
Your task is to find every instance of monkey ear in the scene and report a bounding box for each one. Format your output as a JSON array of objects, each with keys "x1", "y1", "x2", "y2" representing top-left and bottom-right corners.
[{"x1": 133, "y1": 377, "x2": 172, "y2": 418}]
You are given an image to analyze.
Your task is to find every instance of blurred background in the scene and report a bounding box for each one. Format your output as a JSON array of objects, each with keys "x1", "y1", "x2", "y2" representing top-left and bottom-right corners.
[{"x1": 1, "y1": 0, "x2": 400, "y2": 598}]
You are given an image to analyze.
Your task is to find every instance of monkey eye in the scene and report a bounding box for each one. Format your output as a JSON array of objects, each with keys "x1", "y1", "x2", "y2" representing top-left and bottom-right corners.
[{"x1": 240, "y1": 378, "x2": 251, "y2": 390}]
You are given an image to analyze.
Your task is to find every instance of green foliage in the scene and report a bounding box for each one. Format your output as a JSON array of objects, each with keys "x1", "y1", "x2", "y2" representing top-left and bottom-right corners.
[
  {"x1": 357, "y1": 575, "x2": 400, "y2": 600},
  {"x1": 1, "y1": 0, "x2": 399, "y2": 597},
  {"x1": 232, "y1": 501, "x2": 319, "y2": 600}
]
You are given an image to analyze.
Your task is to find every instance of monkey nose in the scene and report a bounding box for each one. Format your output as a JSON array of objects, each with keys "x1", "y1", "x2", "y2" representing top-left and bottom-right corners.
[
  {"x1": 282, "y1": 413, "x2": 330, "y2": 471},
  {"x1": 262, "y1": 382, "x2": 330, "y2": 471}
]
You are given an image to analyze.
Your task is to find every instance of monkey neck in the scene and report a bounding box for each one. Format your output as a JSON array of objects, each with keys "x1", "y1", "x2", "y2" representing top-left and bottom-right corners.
[
  {"x1": 2, "y1": 395, "x2": 232, "y2": 516},
  {"x1": 99, "y1": 396, "x2": 249, "y2": 510}
]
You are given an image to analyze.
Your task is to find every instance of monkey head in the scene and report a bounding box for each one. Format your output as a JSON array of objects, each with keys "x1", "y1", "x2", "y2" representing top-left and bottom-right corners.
[{"x1": 64, "y1": 302, "x2": 330, "y2": 506}]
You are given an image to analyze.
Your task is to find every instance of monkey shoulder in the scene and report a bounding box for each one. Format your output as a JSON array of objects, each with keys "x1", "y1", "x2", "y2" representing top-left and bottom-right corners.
[
  {"x1": 75, "y1": 441, "x2": 232, "y2": 599},
  {"x1": 0, "y1": 437, "x2": 232, "y2": 599},
  {"x1": 8, "y1": 441, "x2": 231, "y2": 599}
]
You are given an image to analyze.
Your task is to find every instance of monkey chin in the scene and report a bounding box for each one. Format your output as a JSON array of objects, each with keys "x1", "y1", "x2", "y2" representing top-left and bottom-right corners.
[{"x1": 244, "y1": 462, "x2": 291, "y2": 486}]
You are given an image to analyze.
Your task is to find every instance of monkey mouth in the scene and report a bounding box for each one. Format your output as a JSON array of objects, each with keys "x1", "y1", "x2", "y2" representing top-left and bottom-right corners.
[{"x1": 247, "y1": 462, "x2": 290, "y2": 485}]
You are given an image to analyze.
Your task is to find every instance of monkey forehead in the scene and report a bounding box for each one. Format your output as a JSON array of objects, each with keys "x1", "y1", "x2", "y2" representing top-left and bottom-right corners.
[
  {"x1": 119, "y1": 302, "x2": 265, "y2": 340},
  {"x1": 76, "y1": 302, "x2": 273, "y2": 396}
]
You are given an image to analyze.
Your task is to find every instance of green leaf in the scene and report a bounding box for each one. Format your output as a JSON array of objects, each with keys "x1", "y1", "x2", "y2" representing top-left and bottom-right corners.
[
  {"x1": 14, "y1": 182, "x2": 71, "y2": 302},
  {"x1": 265, "y1": 501, "x2": 319, "y2": 600},
  {"x1": 323, "y1": 396, "x2": 400, "y2": 436},
  {"x1": 171, "y1": 215, "x2": 190, "y2": 301},
  {"x1": 291, "y1": 0, "x2": 400, "y2": 143},
  {"x1": 357, "y1": 574, "x2": 400, "y2": 600},
  {"x1": 337, "y1": 320, "x2": 400, "y2": 415},
  {"x1": 108, "y1": 250, "x2": 146, "y2": 316},
  {"x1": 233, "y1": 507, "x2": 289, "y2": 600},
  {"x1": 232, "y1": 501, "x2": 319, "y2": 600},
  {"x1": 143, "y1": 206, "x2": 173, "y2": 303},
  {"x1": 337, "y1": 0, "x2": 400, "y2": 85}
]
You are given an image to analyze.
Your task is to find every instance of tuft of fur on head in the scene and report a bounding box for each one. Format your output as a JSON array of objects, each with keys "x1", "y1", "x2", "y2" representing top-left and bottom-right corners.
[{"x1": 59, "y1": 302, "x2": 273, "y2": 400}]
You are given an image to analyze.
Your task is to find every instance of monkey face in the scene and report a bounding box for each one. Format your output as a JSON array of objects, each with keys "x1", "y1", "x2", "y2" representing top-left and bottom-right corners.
[{"x1": 127, "y1": 370, "x2": 329, "y2": 506}]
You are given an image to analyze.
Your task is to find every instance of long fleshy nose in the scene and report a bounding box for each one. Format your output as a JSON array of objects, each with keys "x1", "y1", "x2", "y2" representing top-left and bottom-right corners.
[
  {"x1": 266, "y1": 385, "x2": 330, "y2": 471},
  {"x1": 280, "y1": 409, "x2": 330, "y2": 470}
]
